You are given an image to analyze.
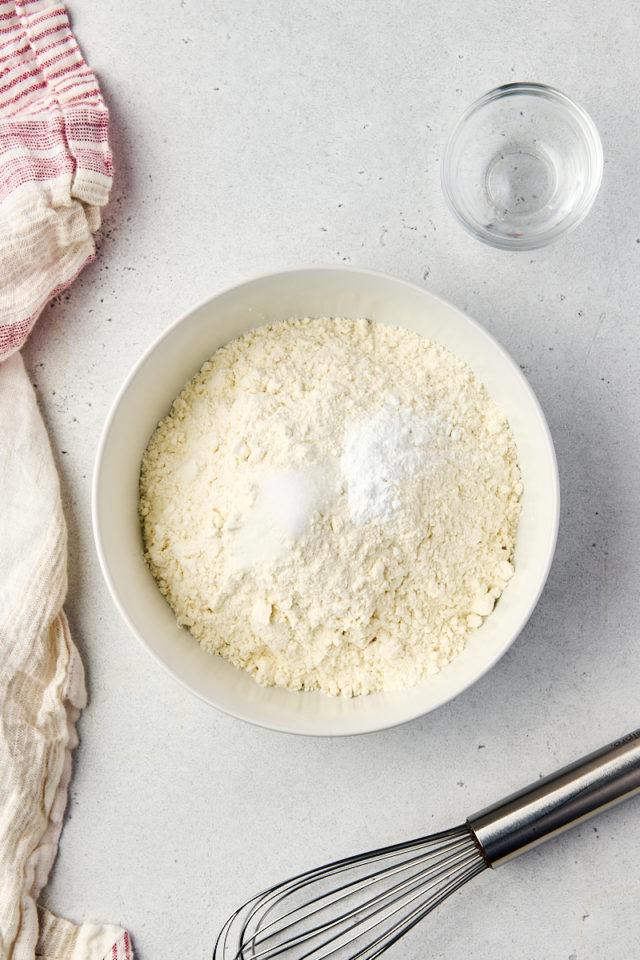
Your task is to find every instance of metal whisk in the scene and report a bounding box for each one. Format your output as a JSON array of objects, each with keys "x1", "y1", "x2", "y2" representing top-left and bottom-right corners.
[{"x1": 214, "y1": 729, "x2": 640, "y2": 960}]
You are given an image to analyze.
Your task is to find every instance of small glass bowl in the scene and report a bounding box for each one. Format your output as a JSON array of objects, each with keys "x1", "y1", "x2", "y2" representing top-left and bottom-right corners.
[{"x1": 441, "y1": 83, "x2": 603, "y2": 250}]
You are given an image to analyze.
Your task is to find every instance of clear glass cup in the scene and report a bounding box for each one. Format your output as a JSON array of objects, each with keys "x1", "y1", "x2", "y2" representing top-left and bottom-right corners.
[{"x1": 441, "y1": 83, "x2": 603, "y2": 250}]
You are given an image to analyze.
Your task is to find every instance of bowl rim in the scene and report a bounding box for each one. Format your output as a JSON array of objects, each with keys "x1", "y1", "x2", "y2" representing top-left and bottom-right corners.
[
  {"x1": 92, "y1": 265, "x2": 560, "y2": 736},
  {"x1": 441, "y1": 81, "x2": 604, "y2": 251}
]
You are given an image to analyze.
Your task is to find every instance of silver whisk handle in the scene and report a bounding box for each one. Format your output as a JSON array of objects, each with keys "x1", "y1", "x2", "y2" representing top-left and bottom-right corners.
[{"x1": 467, "y1": 728, "x2": 640, "y2": 866}]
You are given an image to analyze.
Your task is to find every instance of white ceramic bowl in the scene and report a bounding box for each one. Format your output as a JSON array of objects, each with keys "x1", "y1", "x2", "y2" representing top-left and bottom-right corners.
[{"x1": 92, "y1": 267, "x2": 559, "y2": 736}]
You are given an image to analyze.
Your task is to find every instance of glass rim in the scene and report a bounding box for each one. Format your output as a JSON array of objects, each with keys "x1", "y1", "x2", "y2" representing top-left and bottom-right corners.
[{"x1": 441, "y1": 82, "x2": 604, "y2": 250}]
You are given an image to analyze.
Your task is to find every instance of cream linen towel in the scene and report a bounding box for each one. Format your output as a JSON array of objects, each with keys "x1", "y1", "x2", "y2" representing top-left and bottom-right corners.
[
  {"x1": 0, "y1": 1, "x2": 133, "y2": 957},
  {"x1": 0, "y1": 355, "x2": 131, "y2": 960}
]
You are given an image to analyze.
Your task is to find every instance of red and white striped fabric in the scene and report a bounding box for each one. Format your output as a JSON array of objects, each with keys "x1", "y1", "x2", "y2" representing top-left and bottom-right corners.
[
  {"x1": 0, "y1": 0, "x2": 112, "y2": 360},
  {"x1": 0, "y1": 3, "x2": 132, "y2": 959}
]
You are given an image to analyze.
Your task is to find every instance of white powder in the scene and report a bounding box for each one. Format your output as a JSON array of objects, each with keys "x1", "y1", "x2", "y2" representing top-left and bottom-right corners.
[
  {"x1": 340, "y1": 404, "x2": 437, "y2": 523},
  {"x1": 140, "y1": 316, "x2": 522, "y2": 697},
  {"x1": 230, "y1": 467, "x2": 329, "y2": 569}
]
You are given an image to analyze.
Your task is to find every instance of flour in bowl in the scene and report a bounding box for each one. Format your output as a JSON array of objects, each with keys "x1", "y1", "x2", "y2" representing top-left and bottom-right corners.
[{"x1": 139, "y1": 317, "x2": 522, "y2": 697}]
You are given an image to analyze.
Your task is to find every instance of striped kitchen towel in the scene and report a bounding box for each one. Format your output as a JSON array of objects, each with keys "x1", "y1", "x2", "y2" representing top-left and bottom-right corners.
[
  {"x1": 0, "y1": 2, "x2": 133, "y2": 959},
  {"x1": 0, "y1": 0, "x2": 111, "y2": 361}
]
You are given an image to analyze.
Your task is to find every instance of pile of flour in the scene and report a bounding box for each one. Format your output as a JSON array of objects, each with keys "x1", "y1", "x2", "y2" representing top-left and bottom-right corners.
[{"x1": 139, "y1": 317, "x2": 522, "y2": 697}]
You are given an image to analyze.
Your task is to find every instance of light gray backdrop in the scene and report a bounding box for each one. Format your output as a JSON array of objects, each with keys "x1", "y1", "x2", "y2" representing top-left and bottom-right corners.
[{"x1": 27, "y1": 2, "x2": 640, "y2": 958}]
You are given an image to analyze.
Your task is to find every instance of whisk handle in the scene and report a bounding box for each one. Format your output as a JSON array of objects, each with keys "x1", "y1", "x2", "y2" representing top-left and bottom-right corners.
[{"x1": 467, "y1": 728, "x2": 640, "y2": 866}]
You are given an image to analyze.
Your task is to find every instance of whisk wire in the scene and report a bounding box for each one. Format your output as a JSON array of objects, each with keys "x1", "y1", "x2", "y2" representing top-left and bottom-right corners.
[
  {"x1": 234, "y1": 833, "x2": 456, "y2": 949},
  {"x1": 359, "y1": 858, "x2": 487, "y2": 960},
  {"x1": 272, "y1": 846, "x2": 480, "y2": 960},
  {"x1": 251, "y1": 829, "x2": 477, "y2": 942},
  {"x1": 215, "y1": 825, "x2": 487, "y2": 960},
  {"x1": 249, "y1": 836, "x2": 484, "y2": 960}
]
